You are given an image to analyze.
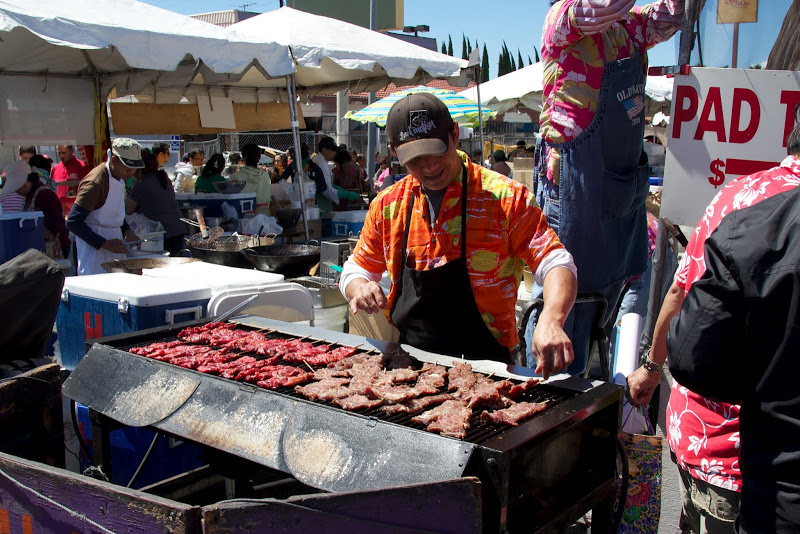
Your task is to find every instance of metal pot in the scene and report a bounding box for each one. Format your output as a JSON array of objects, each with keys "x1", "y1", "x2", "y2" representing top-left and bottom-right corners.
[
  {"x1": 101, "y1": 257, "x2": 200, "y2": 275},
  {"x1": 240, "y1": 244, "x2": 321, "y2": 277},
  {"x1": 185, "y1": 235, "x2": 275, "y2": 269}
]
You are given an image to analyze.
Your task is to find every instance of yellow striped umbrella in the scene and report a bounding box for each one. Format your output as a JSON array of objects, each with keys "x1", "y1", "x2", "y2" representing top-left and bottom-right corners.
[{"x1": 344, "y1": 86, "x2": 496, "y2": 128}]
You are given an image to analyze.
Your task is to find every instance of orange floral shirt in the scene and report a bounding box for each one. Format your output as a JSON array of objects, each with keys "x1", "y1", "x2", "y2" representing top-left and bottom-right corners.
[{"x1": 351, "y1": 156, "x2": 564, "y2": 349}]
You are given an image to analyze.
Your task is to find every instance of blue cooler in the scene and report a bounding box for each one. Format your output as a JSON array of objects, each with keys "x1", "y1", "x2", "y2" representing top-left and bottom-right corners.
[
  {"x1": 56, "y1": 273, "x2": 212, "y2": 370},
  {"x1": 0, "y1": 211, "x2": 45, "y2": 264},
  {"x1": 175, "y1": 192, "x2": 257, "y2": 218}
]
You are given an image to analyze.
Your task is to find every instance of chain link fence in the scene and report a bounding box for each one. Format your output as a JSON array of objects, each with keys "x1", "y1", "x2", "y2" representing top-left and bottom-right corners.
[{"x1": 183, "y1": 131, "x2": 541, "y2": 164}]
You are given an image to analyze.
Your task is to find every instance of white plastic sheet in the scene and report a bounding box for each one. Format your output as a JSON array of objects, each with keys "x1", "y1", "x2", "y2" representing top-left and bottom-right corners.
[{"x1": 0, "y1": 76, "x2": 94, "y2": 144}]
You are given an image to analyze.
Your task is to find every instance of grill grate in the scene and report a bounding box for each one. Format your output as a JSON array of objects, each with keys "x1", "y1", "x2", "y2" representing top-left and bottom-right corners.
[{"x1": 116, "y1": 324, "x2": 577, "y2": 444}]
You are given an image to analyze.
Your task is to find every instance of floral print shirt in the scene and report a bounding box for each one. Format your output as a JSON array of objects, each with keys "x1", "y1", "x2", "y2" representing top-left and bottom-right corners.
[
  {"x1": 540, "y1": 0, "x2": 682, "y2": 184},
  {"x1": 351, "y1": 156, "x2": 565, "y2": 349},
  {"x1": 668, "y1": 155, "x2": 800, "y2": 491}
]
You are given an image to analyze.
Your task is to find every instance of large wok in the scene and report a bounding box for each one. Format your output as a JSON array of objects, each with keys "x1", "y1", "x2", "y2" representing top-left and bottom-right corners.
[
  {"x1": 101, "y1": 257, "x2": 200, "y2": 275},
  {"x1": 185, "y1": 235, "x2": 275, "y2": 269},
  {"x1": 241, "y1": 244, "x2": 321, "y2": 278}
]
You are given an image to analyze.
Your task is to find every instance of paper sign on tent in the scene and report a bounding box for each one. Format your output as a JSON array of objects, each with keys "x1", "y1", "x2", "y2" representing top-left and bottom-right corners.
[{"x1": 197, "y1": 96, "x2": 236, "y2": 129}]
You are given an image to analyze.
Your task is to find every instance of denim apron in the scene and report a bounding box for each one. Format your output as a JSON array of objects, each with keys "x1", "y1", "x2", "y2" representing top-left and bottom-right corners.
[
  {"x1": 528, "y1": 41, "x2": 650, "y2": 374},
  {"x1": 390, "y1": 165, "x2": 511, "y2": 363}
]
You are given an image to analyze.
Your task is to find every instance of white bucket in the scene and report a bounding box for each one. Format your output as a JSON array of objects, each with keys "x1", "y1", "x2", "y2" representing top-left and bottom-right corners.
[{"x1": 312, "y1": 304, "x2": 348, "y2": 332}]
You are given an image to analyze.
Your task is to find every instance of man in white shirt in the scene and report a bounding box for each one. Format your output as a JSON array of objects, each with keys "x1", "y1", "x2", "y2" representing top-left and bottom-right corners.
[{"x1": 311, "y1": 136, "x2": 339, "y2": 214}]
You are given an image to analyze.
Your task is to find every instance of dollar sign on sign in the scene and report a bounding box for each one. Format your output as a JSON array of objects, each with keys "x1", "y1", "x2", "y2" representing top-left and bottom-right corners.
[{"x1": 708, "y1": 159, "x2": 725, "y2": 189}]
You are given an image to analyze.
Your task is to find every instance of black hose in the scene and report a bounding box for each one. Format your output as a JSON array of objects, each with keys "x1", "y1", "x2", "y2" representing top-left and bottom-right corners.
[
  {"x1": 127, "y1": 432, "x2": 160, "y2": 488},
  {"x1": 612, "y1": 433, "x2": 629, "y2": 532},
  {"x1": 69, "y1": 399, "x2": 93, "y2": 461}
]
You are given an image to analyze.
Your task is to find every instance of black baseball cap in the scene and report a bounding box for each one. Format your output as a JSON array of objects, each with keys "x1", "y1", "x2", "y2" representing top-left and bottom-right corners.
[{"x1": 386, "y1": 92, "x2": 454, "y2": 166}]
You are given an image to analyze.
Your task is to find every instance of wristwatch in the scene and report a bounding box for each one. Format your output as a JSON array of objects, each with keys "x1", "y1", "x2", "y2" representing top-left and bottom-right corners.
[{"x1": 643, "y1": 354, "x2": 664, "y2": 374}]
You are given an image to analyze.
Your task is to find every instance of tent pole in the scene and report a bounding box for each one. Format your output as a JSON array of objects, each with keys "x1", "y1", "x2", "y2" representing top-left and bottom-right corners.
[
  {"x1": 366, "y1": 0, "x2": 378, "y2": 189},
  {"x1": 475, "y1": 65, "x2": 485, "y2": 165},
  {"x1": 286, "y1": 74, "x2": 310, "y2": 241}
]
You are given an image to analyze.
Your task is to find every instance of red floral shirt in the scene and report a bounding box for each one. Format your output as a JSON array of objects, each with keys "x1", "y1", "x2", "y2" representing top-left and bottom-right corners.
[{"x1": 668, "y1": 155, "x2": 800, "y2": 491}]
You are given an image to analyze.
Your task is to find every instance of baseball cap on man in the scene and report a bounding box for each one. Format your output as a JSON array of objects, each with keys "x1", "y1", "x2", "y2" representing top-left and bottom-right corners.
[
  {"x1": 111, "y1": 138, "x2": 145, "y2": 168},
  {"x1": 386, "y1": 92, "x2": 454, "y2": 166},
  {"x1": 1, "y1": 160, "x2": 33, "y2": 196}
]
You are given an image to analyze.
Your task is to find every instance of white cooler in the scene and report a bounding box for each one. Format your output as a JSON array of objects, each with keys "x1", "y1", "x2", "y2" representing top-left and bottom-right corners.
[{"x1": 141, "y1": 262, "x2": 314, "y2": 323}]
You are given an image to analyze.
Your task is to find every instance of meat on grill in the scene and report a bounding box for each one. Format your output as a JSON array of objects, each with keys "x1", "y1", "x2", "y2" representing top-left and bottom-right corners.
[
  {"x1": 382, "y1": 393, "x2": 455, "y2": 415},
  {"x1": 333, "y1": 394, "x2": 384, "y2": 411},
  {"x1": 412, "y1": 400, "x2": 472, "y2": 439},
  {"x1": 295, "y1": 378, "x2": 352, "y2": 401},
  {"x1": 447, "y1": 362, "x2": 480, "y2": 391},
  {"x1": 480, "y1": 401, "x2": 549, "y2": 426},
  {"x1": 137, "y1": 323, "x2": 551, "y2": 438}
]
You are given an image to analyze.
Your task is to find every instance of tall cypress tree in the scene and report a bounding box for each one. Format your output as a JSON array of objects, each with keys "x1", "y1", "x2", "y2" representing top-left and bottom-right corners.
[
  {"x1": 481, "y1": 44, "x2": 490, "y2": 83},
  {"x1": 447, "y1": 36, "x2": 453, "y2": 56},
  {"x1": 462, "y1": 34, "x2": 468, "y2": 60},
  {"x1": 510, "y1": 53, "x2": 517, "y2": 72},
  {"x1": 441, "y1": 41, "x2": 447, "y2": 55},
  {"x1": 533, "y1": 46, "x2": 540, "y2": 63},
  {"x1": 528, "y1": 55, "x2": 533, "y2": 66},
  {"x1": 517, "y1": 50, "x2": 524, "y2": 70}
]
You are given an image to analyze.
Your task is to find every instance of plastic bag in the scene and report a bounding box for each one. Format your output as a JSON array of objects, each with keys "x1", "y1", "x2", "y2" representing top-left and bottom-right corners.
[
  {"x1": 615, "y1": 411, "x2": 663, "y2": 533},
  {"x1": 220, "y1": 201, "x2": 238, "y2": 220},
  {"x1": 242, "y1": 213, "x2": 282, "y2": 235},
  {"x1": 125, "y1": 213, "x2": 163, "y2": 234}
]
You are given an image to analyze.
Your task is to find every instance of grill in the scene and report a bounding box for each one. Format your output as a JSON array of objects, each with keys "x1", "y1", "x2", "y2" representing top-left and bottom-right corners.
[{"x1": 63, "y1": 317, "x2": 623, "y2": 533}]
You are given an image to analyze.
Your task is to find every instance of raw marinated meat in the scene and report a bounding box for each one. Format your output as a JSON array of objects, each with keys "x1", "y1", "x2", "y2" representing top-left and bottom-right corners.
[{"x1": 480, "y1": 402, "x2": 549, "y2": 426}]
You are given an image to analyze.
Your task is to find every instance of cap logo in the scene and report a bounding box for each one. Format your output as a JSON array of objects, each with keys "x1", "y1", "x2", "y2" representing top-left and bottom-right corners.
[{"x1": 399, "y1": 109, "x2": 436, "y2": 141}]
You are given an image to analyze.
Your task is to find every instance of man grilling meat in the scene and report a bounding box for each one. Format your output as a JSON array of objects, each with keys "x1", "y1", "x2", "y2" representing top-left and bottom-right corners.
[{"x1": 339, "y1": 93, "x2": 577, "y2": 378}]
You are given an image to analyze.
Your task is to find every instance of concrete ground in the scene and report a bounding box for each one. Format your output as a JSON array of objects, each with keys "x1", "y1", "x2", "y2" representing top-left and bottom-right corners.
[{"x1": 657, "y1": 369, "x2": 682, "y2": 533}]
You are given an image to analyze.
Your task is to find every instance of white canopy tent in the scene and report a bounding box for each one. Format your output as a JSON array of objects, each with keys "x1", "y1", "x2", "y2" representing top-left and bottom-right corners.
[
  {"x1": 0, "y1": 0, "x2": 297, "y2": 144},
  {"x1": 227, "y1": 7, "x2": 468, "y2": 97},
  {"x1": 459, "y1": 62, "x2": 674, "y2": 116},
  {"x1": 459, "y1": 63, "x2": 545, "y2": 114}
]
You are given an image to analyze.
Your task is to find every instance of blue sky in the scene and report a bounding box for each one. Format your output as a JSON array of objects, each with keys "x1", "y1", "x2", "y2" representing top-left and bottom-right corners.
[{"x1": 142, "y1": 0, "x2": 792, "y2": 77}]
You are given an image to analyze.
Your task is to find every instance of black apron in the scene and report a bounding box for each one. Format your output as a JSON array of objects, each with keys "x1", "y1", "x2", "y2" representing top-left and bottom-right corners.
[{"x1": 389, "y1": 166, "x2": 510, "y2": 362}]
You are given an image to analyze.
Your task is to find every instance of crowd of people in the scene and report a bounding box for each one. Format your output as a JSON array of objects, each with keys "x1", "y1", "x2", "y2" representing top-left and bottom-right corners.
[{"x1": 0, "y1": 136, "x2": 377, "y2": 272}]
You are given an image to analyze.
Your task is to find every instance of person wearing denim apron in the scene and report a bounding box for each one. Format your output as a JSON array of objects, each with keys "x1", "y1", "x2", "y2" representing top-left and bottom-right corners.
[{"x1": 526, "y1": 35, "x2": 650, "y2": 376}]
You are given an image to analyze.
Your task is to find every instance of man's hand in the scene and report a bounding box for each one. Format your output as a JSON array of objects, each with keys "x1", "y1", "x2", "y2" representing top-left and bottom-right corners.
[
  {"x1": 626, "y1": 365, "x2": 661, "y2": 407},
  {"x1": 101, "y1": 238, "x2": 128, "y2": 254},
  {"x1": 346, "y1": 278, "x2": 387, "y2": 315},
  {"x1": 531, "y1": 318, "x2": 574, "y2": 380},
  {"x1": 532, "y1": 265, "x2": 577, "y2": 379},
  {"x1": 123, "y1": 230, "x2": 141, "y2": 250}
]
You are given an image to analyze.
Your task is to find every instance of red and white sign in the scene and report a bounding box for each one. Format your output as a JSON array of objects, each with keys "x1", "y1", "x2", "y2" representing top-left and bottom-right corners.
[{"x1": 661, "y1": 67, "x2": 800, "y2": 226}]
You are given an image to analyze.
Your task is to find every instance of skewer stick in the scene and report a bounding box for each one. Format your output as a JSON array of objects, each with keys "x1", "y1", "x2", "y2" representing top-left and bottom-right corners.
[{"x1": 303, "y1": 360, "x2": 315, "y2": 373}]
